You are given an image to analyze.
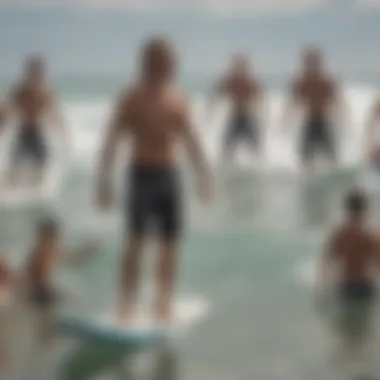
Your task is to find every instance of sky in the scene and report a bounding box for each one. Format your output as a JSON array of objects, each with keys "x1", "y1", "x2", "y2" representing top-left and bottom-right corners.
[
  {"x1": 0, "y1": 0, "x2": 379, "y2": 13},
  {"x1": 0, "y1": 0, "x2": 377, "y2": 12},
  {"x1": 0, "y1": 0, "x2": 379, "y2": 81}
]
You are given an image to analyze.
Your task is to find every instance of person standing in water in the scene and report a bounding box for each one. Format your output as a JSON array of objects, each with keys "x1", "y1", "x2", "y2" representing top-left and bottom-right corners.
[
  {"x1": 96, "y1": 37, "x2": 213, "y2": 324},
  {"x1": 317, "y1": 189, "x2": 380, "y2": 356},
  {"x1": 1, "y1": 55, "x2": 67, "y2": 186},
  {"x1": 210, "y1": 54, "x2": 264, "y2": 163},
  {"x1": 284, "y1": 47, "x2": 342, "y2": 169}
]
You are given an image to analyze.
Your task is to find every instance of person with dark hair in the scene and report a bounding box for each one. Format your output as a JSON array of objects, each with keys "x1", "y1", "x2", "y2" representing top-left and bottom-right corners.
[
  {"x1": 209, "y1": 54, "x2": 264, "y2": 163},
  {"x1": 96, "y1": 36, "x2": 213, "y2": 325},
  {"x1": 317, "y1": 189, "x2": 380, "y2": 355},
  {"x1": 284, "y1": 46, "x2": 343, "y2": 169},
  {"x1": 1, "y1": 55, "x2": 68, "y2": 186}
]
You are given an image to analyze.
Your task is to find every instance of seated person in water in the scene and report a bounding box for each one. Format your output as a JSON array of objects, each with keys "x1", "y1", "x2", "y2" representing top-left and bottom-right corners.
[
  {"x1": 284, "y1": 46, "x2": 343, "y2": 170},
  {"x1": 318, "y1": 189, "x2": 380, "y2": 352},
  {"x1": 209, "y1": 54, "x2": 264, "y2": 163},
  {"x1": 366, "y1": 98, "x2": 380, "y2": 169},
  {"x1": 21, "y1": 218, "x2": 101, "y2": 343},
  {"x1": 0, "y1": 55, "x2": 67, "y2": 187}
]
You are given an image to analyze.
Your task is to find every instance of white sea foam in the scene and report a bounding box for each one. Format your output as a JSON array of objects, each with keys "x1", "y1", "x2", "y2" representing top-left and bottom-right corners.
[{"x1": 59, "y1": 83, "x2": 378, "y2": 171}]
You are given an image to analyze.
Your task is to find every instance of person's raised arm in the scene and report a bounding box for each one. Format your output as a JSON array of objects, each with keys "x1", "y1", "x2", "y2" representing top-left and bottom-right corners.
[
  {"x1": 96, "y1": 91, "x2": 129, "y2": 210},
  {"x1": 180, "y1": 96, "x2": 213, "y2": 203}
]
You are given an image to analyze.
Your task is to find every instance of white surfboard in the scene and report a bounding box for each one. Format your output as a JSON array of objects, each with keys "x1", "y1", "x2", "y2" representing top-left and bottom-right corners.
[{"x1": 56, "y1": 296, "x2": 209, "y2": 348}]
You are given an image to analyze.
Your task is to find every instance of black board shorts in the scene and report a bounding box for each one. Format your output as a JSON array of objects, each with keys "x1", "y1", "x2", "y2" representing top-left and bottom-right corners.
[
  {"x1": 300, "y1": 118, "x2": 335, "y2": 163},
  {"x1": 13, "y1": 125, "x2": 47, "y2": 167},
  {"x1": 338, "y1": 281, "x2": 375, "y2": 302},
  {"x1": 334, "y1": 281, "x2": 376, "y2": 336},
  {"x1": 224, "y1": 113, "x2": 259, "y2": 149},
  {"x1": 127, "y1": 165, "x2": 182, "y2": 240}
]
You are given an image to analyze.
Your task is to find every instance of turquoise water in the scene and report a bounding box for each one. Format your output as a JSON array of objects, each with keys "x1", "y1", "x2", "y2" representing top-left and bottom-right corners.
[
  {"x1": 2, "y1": 159, "x2": 369, "y2": 379},
  {"x1": 0, "y1": 72, "x2": 379, "y2": 379},
  {"x1": 1, "y1": 7, "x2": 380, "y2": 378}
]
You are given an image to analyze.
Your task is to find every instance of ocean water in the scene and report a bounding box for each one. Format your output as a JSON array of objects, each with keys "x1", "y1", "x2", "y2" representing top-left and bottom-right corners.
[{"x1": 3, "y1": 78, "x2": 380, "y2": 380}]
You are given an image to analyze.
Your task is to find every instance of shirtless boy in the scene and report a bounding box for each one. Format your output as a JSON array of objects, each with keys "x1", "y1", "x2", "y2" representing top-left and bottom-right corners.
[
  {"x1": 97, "y1": 37, "x2": 213, "y2": 324},
  {"x1": 318, "y1": 190, "x2": 380, "y2": 352},
  {"x1": 210, "y1": 54, "x2": 263, "y2": 162},
  {"x1": 2, "y1": 56, "x2": 66, "y2": 186},
  {"x1": 285, "y1": 47, "x2": 342, "y2": 169}
]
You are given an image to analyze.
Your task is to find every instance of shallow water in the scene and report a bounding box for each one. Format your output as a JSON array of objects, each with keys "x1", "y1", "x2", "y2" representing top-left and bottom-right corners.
[{"x1": 2, "y1": 83, "x2": 380, "y2": 379}]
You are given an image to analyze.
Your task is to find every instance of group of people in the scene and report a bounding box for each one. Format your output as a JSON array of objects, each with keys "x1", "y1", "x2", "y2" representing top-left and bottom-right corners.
[
  {"x1": 0, "y1": 35, "x2": 379, "y2": 371},
  {"x1": 97, "y1": 36, "x2": 380, "y2": 359}
]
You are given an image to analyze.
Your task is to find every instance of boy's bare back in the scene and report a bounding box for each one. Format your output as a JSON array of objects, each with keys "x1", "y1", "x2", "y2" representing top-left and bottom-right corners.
[
  {"x1": 116, "y1": 85, "x2": 190, "y2": 167},
  {"x1": 329, "y1": 222, "x2": 380, "y2": 283}
]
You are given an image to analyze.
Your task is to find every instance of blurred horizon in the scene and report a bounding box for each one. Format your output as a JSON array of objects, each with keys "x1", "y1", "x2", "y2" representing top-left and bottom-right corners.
[{"x1": 0, "y1": 5, "x2": 379, "y2": 82}]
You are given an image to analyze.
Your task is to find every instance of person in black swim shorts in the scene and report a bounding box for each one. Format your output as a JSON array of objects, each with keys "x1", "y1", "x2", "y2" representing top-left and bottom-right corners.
[
  {"x1": 284, "y1": 47, "x2": 342, "y2": 169},
  {"x1": 1, "y1": 55, "x2": 67, "y2": 186},
  {"x1": 128, "y1": 166, "x2": 182, "y2": 240},
  {"x1": 13, "y1": 124, "x2": 48, "y2": 169},
  {"x1": 210, "y1": 54, "x2": 263, "y2": 163},
  {"x1": 317, "y1": 189, "x2": 380, "y2": 354},
  {"x1": 300, "y1": 117, "x2": 335, "y2": 163},
  {"x1": 96, "y1": 36, "x2": 213, "y2": 325}
]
